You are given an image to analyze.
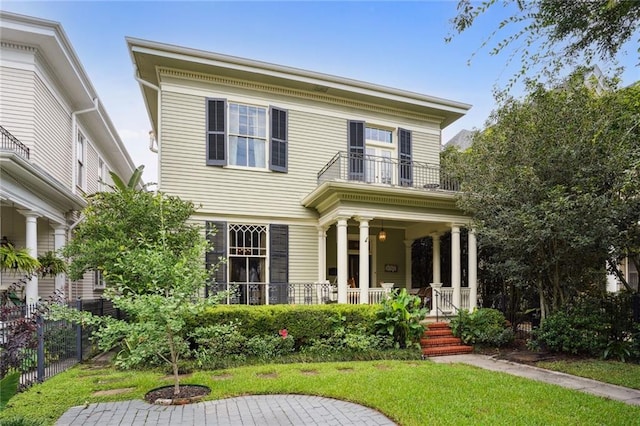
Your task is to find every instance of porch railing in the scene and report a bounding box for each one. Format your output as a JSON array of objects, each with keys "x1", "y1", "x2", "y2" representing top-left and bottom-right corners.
[
  {"x1": 0, "y1": 125, "x2": 30, "y2": 160},
  {"x1": 317, "y1": 151, "x2": 459, "y2": 192},
  {"x1": 431, "y1": 287, "x2": 470, "y2": 320},
  {"x1": 208, "y1": 282, "x2": 392, "y2": 305}
]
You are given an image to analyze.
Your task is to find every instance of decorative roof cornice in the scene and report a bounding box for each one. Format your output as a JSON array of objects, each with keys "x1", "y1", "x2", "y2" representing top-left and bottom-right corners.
[{"x1": 158, "y1": 67, "x2": 440, "y2": 123}]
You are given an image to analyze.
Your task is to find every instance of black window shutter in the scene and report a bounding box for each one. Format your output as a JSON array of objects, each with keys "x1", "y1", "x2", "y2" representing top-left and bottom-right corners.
[
  {"x1": 399, "y1": 128, "x2": 413, "y2": 186},
  {"x1": 269, "y1": 224, "x2": 289, "y2": 304},
  {"x1": 205, "y1": 221, "x2": 227, "y2": 295},
  {"x1": 206, "y1": 99, "x2": 226, "y2": 166},
  {"x1": 269, "y1": 107, "x2": 288, "y2": 172},
  {"x1": 348, "y1": 120, "x2": 365, "y2": 181}
]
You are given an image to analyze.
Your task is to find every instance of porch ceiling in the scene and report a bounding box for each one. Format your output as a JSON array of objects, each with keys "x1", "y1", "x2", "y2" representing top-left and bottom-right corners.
[{"x1": 0, "y1": 152, "x2": 85, "y2": 223}]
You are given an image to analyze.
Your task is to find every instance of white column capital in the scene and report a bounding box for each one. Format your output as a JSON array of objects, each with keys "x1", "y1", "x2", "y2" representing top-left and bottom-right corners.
[
  {"x1": 403, "y1": 239, "x2": 414, "y2": 248},
  {"x1": 17, "y1": 209, "x2": 41, "y2": 219},
  {"x1": 335, "y1": 216, "x2": 350, "y2": 226},
  {"x1": 354, "y1": 216, "x2": 374, "y2": 224}
]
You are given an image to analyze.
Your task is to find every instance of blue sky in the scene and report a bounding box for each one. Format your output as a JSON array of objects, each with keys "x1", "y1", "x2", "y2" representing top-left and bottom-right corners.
[{"x1": 2, "y1": 1, "x2": 638, "y2": 183}]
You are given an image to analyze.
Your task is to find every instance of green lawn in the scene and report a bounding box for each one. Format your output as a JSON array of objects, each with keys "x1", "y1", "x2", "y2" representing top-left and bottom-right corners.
[
  {"x1": 2, "y1": 360, "x2": 639, "y2": 425},
  {"x1": 537, "y1": 359, "x2": 640, "y2": 390}
]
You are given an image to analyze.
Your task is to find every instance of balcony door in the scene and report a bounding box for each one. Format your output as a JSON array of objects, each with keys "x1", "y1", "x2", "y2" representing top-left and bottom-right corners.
[{"x1": 366, "y1": 148, "x2": 394, "y2": 184}]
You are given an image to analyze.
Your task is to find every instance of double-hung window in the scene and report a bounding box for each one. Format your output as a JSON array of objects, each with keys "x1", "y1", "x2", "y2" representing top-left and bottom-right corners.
[
  {"x1": 76, "y1": 130, "x2": 86, "y2": 189},
  {"x1": 206, "y1": 99, "x2": 288, "y2": 172}
]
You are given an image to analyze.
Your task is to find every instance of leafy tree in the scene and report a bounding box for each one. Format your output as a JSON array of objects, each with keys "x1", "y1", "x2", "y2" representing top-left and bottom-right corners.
[
  {"x1": 451, "y1": 73, "x2": 640, "y2": 319},
  {"x1": 55, "y1": 168, "x2": 223, "y2": 396},
  {"x1": 448, "y1": 0, "x2": 640, "y2": 88},
  {"x1": 63, "y1": 167, "x2": 201, "y2": 294}
]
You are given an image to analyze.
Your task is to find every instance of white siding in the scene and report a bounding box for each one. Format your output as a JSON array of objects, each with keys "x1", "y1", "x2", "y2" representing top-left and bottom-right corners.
[
  {"x1": 0, "y1": 66, "x2": 36, "y2": 148},
  {"x1": 33, "y1": 73, "x2": 72, "y2": 188},
  {"x1": 86, "y1": 142, "x2": 100, "y2": 194}
]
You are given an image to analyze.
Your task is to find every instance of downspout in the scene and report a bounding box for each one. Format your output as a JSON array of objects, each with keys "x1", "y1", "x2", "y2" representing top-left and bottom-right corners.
[{"x1": 71, "y1": 97, "x2": 99, "y2": 194}]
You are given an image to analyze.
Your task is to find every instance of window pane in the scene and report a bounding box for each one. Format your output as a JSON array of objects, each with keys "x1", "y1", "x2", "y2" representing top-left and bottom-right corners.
[
  {"x1": 229, "y1": 136, "x2": 247, "y2": 166},
  {"x1": 230, "y1": 257, "x2": 247, "y2": 282},
  {"x1": 248, "y1": 139, "x2": 265, "y2": 167},
  {"x1": 229, "y1": 103, "x2": 239, "y2": 134}
]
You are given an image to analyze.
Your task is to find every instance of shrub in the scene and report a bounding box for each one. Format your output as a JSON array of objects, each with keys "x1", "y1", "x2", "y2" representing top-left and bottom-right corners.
[
  {"x1": 374, "y1": 289, "x2": 427, "y2": 349},
  {"x1": 450, "y1": 308, "x2": 514, "y2": 347},
  {"x1": 533, "y1": 292, "x2": 638, "y2": 361},
  {"x1": 191, "y1": 304, "x2": 378, "y2": 347},
  {"x1": 191, "y1": 321, "x2": 248, "y2": 368}
]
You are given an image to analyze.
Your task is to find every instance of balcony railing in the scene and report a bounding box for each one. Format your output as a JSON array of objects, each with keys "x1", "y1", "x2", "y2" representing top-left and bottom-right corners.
[
  {"x1": 317, "y1": 151, "x2": 459, "y2": 192},
  {"x1": 0, "y1": 125, "x2": 30, "y2": 160},
  {"x1": 207, "y1": 282, "x2": 392, "y2": 305}
]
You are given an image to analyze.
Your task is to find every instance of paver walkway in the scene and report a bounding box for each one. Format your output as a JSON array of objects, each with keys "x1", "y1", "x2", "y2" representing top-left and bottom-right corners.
[{"x1": 55, "y1": 394, "x2": 397, "y2": 426}]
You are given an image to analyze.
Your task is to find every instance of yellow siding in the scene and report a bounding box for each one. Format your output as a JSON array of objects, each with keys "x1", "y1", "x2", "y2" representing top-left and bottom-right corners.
[
  {"x1": 0, "y1": 67, "x2": 36, "y2": 148},
  {"x1": 289, "y1": 224, "x2": 318, "y2": 282},
  {"x1": 34, "y1": 74, "x2": 72, "y2": 188},
  {"x1": 412, "y1": 130, "x2": 441, "y2": 166},
  {"x1": 161, "y1": 90, "x2": 345, "y2": 221}
]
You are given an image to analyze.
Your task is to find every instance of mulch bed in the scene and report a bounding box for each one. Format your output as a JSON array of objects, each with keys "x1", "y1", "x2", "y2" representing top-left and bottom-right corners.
[{"x1": 144, "y1": 385, "x2": 211, "y2": 405}]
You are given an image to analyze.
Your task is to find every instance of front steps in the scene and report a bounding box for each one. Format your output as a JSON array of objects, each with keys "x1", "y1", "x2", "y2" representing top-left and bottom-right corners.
[{"x1": 421, "y1": 322, "x2": 473, "y2": 357}]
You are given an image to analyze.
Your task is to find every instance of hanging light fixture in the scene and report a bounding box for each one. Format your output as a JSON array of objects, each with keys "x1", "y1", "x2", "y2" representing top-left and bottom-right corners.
[{"x1": 378, "y1": 219, "x2": 387, "y2": 242}]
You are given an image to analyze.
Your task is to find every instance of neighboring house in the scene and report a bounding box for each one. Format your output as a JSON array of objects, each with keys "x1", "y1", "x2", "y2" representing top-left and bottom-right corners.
[
  {"x1": 0, "y1": 12, "x2": 138, "y2": 303},
  {"x1": 128, "y1": 38, "x2": 478, "y2": 312},
  {"x1": 444, "y1": 129, "x2": 474, "y2": 151}
]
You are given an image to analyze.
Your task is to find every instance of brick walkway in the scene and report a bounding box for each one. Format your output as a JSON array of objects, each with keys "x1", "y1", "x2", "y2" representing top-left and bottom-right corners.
[{"x1": 55, "y1": 394, "x2": 397, "y2": 426}]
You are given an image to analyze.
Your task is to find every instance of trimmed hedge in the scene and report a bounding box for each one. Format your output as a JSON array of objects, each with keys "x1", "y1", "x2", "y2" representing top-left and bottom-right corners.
[{"x1": 189, "y1": 304, "x2": 379, "y2": 346}]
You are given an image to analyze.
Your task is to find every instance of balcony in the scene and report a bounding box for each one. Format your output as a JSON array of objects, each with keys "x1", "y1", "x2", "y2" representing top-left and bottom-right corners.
[
  {"x1": 0, "y1": 125, "x2": 30, "y2": 160},
  {"x1": 317, "y1": 152, "x2": 459, "y2": 192}
]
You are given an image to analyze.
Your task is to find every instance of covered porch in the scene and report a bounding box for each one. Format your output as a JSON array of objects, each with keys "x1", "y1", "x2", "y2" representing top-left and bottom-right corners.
[{"x1": 301, "y1": 176, "x2": 478, "y2": 312}]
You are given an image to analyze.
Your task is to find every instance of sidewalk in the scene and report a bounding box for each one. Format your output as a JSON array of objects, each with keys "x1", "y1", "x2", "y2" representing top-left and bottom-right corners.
[{"x1": 430, "y1": 354, "x2": 640, "y2": 406}]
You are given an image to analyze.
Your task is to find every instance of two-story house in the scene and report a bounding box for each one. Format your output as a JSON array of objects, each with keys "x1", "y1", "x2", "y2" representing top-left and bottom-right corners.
[
  {"x1": 0, "y1": 12, "x2": 138, "y2": 303},
  {"x1": 128, "y1": 37, "x2": 478, "y2": 312}
]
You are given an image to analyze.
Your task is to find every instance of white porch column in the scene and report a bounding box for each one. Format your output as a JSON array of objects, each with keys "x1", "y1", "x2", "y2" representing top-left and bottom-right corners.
[
  {"x1": 19, "y1": 210, "x2": 40, "y2": 305},
  {"x1": 54, "y1": 225, "x2": 67, "y2": 298},
  {"x1": 317, "y1": 226, "x2": 327, "y2": 283},
  {"x1": 468, "y1": 228, "x2": 478, "y2": 311},
  {"x1": 336, "y1": 217, "x2": 349, "y2": 304},
  {"x1": 431, "y1": 232, "x2": 441, "y2": 284},
  {"x1": 404, "y1": 239, "x2": 413, "y2": 288},
  {"x1": 451, "y1": 225, "x2": 461, "y2": 309},
  {"x1": 356, "y1": 217, "x2": 372, "y2": 304}
]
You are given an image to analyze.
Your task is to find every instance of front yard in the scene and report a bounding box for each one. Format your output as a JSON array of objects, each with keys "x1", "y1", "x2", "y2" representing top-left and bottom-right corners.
[{"x1": 1, "y1": 359, "x2": 639, "y2": 425}]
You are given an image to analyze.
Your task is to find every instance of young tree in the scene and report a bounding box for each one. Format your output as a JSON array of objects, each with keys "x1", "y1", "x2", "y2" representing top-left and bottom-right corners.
[
  {"x1": 63, "y1": 167, "x2": 201, "y2": 294},
  {"x1": 452, "y1": 74, "x2": 640, "y2": 318},
  {"x1": 57, "y1": 168, "x2": 223, "y2": 396},
  {"x1": 448, "y1": 0, "x2": 640, "y2": 88}
]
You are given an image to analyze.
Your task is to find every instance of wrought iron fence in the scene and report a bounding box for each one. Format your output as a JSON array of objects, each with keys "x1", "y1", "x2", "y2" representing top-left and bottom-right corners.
[
  {"x1": 207, "y1": 282, "x2": 394, "y2": 305},
  {"x1": 0, "y1": 125, "x2": 30, "y2": 160},
  {"x1": 317, "y1": 151, "x2": 460, "y2": 192},
  {"x1": 0, "y1": 298, "x2": 120, "y2": 390},
  {"x1": 208, "y1": 282, "x2": 338, "y2": 305}
]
